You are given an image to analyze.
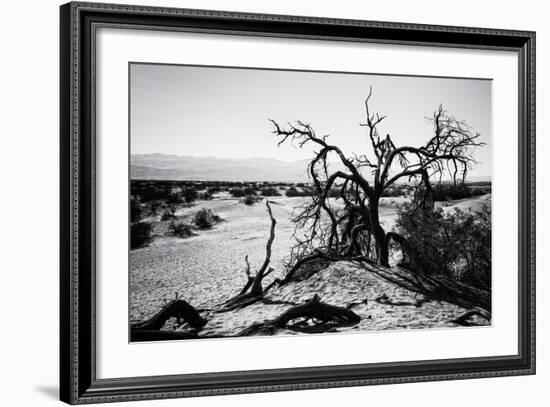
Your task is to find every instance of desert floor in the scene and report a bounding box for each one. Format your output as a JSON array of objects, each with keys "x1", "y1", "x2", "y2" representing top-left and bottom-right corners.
[{"x1": 130, "y1": 193, "x2": 491, "y2": 338}]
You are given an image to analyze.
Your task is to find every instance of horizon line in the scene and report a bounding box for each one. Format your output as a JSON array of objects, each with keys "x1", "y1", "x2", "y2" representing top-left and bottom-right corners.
[{"x1": 130, "y1": 152, "x2": 491, "y2": 178}]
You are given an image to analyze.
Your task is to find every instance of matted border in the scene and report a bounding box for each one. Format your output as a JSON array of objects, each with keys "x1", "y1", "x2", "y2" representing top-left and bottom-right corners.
[{"x1": 60, "y1": 2, "x2": 535, "y2": 404}]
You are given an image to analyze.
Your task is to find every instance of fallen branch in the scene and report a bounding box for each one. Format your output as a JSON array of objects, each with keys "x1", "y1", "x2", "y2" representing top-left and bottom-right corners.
[
  {"x1": 131, "y1": 299, "x2": 207, "y2": 331},
  {"x1": 449, "y1": 307, "x2": 491, "y2": 326},
  {"x1": 236, "y1": 294, "x2": 361, "y2": 336},
  {"x1": 345, "y1": 298, "x2": 369, "y2": 309}
]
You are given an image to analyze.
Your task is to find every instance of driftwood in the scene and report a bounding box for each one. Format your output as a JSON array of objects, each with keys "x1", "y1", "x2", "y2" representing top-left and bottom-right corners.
[
  {"x1": 131, "y1": 294, "x2": 361, "y2": 340},
  {"x1": 236, "y1": 294, "x2": 361, "y2": 336},
  {"x1": 131, "y1": 299, "x2": 207, "y2": 331},
  {"x1": 219, "y1": 200, "x2": 277, "y2": 312},
  {"x1": 449, "y1": 307, "x2": 491, "y2": 326}
]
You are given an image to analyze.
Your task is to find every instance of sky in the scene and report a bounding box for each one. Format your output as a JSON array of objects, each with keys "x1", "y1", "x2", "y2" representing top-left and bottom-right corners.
[{"x1": 130, "y1": 63, "x2": 492, "y2": 178}]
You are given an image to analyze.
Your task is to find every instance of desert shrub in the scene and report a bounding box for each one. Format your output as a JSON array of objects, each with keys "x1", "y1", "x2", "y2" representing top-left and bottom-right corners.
[
  {"x1": 381, "y1": 186, "x2": 403, "y2": 197},
  {"x1": 285, "y1": 187, "x2": 303, "y2": 197},
  {"x1": 430, "y1": 183, "x2": 487, "y2": 201},
  {"x1": 229, "y1": 188, "x2": 245, "y2": 198},
  {"x1": 131, "y1": 222, "x2": 152, "y2": 249},
  {"x1": 207, "y1": 186, "x2": 220, "y2": 195},
  {"x1": 183, "y1": 188, "x2": 198, "y2": 203},
  {"x1": 198, "y1": 191, "x2": 213, "y2": 200},
  {"x1": 285, "y1": 187, "x2": 298, "y2": 197},
  {"x1": 138, "y1": 185, "x2": 168, "y2": 202},
  {"x1": 260, "y1": 186, "x2": 281, "y2": 197},
  {"x1": 169, "y1": 221, "x2": 194, "y2": 238},
  {"x1": 243, "y1": 195, "x2": 257, "y2": 205},
  {"x1": 160, "y1": 206, "x2": 176, "y2": 221},
  {"x1": 149, "y1": 200, "x2": 161, "y2": 216},
  {"x1": 166, "y1": 192, "x2": 183, "y2": 204},
  {"x1": 466, "y1": 182, "x2": 492, "y2": 195},
  {"x1": 303, "y1": 186, "x2": 315, "y2": 195},
  {"x1": 243, "y1": 187, "x2": 257, "y2": 196},
  {"x1": 286, "y1": 186, "x2": 314, "y2": 197},
  {"x1": 193, "y1": 208, "x2": 221, "y2": 229},
  {"x1": 130, "y1": 199, "x2": 142, "y2": 223},
  {"x1": 396, "y1": 203, "x2": 491, "y2": 290}
]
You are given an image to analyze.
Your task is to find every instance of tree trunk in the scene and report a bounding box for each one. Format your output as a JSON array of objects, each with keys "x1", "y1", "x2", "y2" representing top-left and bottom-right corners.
[{"x1": 369, "y1": 198, "x2": 390, "y2": 266}]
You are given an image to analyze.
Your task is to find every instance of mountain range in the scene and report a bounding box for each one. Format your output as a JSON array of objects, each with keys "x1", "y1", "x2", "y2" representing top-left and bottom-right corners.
[
  {"x1": 130, "y1": 153, "x2": 491, "y2": 183},
  {"x1": 131, "y1": 154, "x2": 313, "y2": 182}
]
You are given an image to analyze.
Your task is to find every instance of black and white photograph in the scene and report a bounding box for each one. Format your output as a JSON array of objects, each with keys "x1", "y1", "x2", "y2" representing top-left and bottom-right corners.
[
  {"x1": 129, "y1": 63, "x2": 492, "y2": 341},
  {"x1": 1, "y1": 0, "x2": 542, "y2": 405}
]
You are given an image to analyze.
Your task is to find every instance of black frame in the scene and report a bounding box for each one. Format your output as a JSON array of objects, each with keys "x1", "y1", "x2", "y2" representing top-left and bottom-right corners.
[{"x1": 60, "y1": 1, "x2": 536, "y2": 404}]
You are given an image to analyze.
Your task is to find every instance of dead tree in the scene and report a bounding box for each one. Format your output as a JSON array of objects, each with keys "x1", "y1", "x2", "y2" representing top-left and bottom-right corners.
[
  {"x1": 219, "y1": 200, "x2": 277, "y2": 311},
  {"x1": 271, "y1": 87, "x2": 484, "y2": 269}
]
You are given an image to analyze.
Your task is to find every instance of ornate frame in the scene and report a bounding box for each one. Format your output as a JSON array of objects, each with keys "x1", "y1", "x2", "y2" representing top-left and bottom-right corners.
[{"x1": 60, "y1": 1, "x2": 536, "y2": 404}]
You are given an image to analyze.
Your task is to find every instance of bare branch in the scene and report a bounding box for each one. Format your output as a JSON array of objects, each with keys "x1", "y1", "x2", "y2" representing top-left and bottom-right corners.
[{"x1": 269, "y1": 88, "x2": 486, "y2": 269}]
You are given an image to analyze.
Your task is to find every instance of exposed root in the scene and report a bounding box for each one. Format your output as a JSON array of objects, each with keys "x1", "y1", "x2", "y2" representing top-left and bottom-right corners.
[
  {"x1": 236, "y1": 294, "x2": 361, "y2": 336},
  {"x1": 131, "y1": 299, "x2": 207, "y2": 331}
]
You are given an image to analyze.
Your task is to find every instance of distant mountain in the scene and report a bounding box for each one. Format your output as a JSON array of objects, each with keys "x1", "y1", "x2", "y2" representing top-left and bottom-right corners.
[
  {"x1": 130, "y1": 154, "x2": 313, "y2": 182},
  {"x1": 130, "y1": 153, "x2": 491, "y2": 184}
]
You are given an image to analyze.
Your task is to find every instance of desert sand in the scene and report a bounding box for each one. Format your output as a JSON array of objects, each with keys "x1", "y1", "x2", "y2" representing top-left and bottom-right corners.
[{"x1": 130, "y1": 193, "x2": 491, "y2": 337}]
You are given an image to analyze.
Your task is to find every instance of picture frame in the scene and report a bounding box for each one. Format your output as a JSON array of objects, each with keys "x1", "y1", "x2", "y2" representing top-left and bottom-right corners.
[{"x1": 60, "y1": 1, "x2": 535, "y2": 404}]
